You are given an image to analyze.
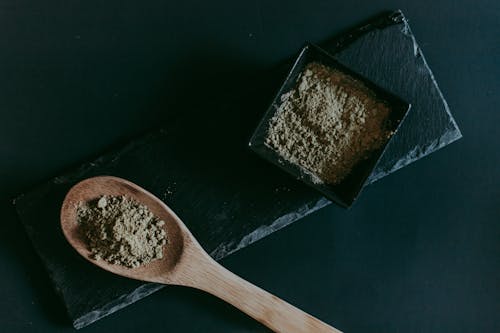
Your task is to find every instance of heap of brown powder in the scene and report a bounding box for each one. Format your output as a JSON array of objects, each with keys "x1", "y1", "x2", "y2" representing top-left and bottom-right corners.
[
  {"x1": 265, "y1": 62, "x2": 393, "y2": 185},
  {"x1": 77, "y1": 195, "x2": 167, "y2": 268}
]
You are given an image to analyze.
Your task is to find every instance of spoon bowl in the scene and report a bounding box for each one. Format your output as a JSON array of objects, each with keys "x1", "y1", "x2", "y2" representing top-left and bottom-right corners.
[
  {"x1": 61, "y1": 176, "x2": 341, "y2": 333},
  {"x1": 61, "y1": 176, "x2": 189, "y2": 284}
]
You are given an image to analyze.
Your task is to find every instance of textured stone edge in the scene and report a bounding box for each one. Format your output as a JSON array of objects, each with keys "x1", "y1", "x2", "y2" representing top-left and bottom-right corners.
[
  {"x1": 73, "y1": 283, "x2": 165, "y2": 329},
  {"x1": 209, "y1": 197, "x2": 331, "y2": 260},
  {"x1": 366, "y1": 10, "x2": 462, "y2": 183}
]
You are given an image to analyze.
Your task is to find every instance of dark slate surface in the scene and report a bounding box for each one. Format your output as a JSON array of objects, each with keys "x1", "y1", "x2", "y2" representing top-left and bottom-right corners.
[
  {"x1": 323, "y1": 11, "x2": 462, "y2": 182},
  {"x1": 13, "y1": 10, "x2": 461, "y2": 329}
]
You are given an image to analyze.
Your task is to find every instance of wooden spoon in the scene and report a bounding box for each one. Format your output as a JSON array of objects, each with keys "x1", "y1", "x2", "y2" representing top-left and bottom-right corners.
[{"x1": 60, "y1": 176, "x2": 341, "y2": 333}]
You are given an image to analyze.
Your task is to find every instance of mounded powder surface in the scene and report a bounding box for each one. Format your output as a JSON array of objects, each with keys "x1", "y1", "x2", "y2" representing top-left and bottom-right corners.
[
  {"x1": 265, "y1": 62, "x2": 393, "y2": 185},
  {"x1": 77, "y1": 195, "x2": 167, "y2": 268}
]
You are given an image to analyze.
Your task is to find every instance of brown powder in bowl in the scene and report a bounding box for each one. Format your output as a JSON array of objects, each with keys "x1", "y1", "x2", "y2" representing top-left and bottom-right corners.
[{"x1": 265, "y1": 62, "x2": 393, "y2": 185}]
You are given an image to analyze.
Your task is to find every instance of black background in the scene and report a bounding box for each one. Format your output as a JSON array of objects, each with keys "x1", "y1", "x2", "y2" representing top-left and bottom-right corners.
[{"x1": 1, "y1": 0, "x2": 498, "y2": 332}]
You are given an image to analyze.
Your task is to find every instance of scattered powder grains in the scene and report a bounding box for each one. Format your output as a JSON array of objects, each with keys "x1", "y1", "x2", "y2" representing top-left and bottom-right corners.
[
  {"x1": 265, "y1": 62, "x2": 393, "y2": 185},
  {"x1": 76, "y1": 195, "x2": 167, "y2": 268}
]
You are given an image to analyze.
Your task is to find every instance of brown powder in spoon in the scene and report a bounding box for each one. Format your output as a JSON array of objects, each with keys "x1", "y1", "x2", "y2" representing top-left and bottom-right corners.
[
  {"x1": 265, "y1": 62, "x2": 393, "y2": 185},
  {"x1": 76, "y1": 195, "x2": 167, "y2": 268}
]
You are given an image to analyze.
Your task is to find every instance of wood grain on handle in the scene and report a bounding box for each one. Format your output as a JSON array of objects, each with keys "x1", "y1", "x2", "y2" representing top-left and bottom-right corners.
[{"x1": 177, "y1": 250, "x2": 342, "y2": 333}]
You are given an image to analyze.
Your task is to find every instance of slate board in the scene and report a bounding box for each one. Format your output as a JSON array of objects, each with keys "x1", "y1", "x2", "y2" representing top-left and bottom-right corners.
[{"x1": 14, "y1": 10, "x2": 461, "y2": 329}]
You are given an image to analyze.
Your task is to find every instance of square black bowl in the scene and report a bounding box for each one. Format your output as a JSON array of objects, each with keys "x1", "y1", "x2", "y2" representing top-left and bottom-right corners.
[{"x1": 248, "y1": 43, "x2": 411, "y2": 207}]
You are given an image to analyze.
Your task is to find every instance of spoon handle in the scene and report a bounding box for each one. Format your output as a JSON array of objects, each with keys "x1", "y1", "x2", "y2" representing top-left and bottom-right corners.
[{"x1": 181, "y1": 254, "x2": 342, "y2": 333}]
